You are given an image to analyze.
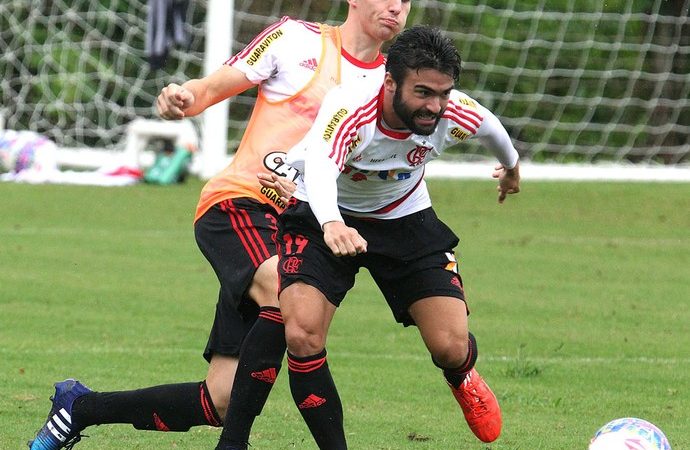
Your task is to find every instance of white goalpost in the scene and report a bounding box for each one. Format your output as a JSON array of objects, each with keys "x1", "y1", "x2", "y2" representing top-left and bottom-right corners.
[
  {"x1": 1, "y1": 0, "x2": 688, "y2": 181},
  {"x1": 198, "y1": 0, "x2": 234, "y2": 180}
]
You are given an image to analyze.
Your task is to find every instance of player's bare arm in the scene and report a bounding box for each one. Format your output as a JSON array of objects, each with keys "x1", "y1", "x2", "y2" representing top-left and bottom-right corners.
[
  {"x1": 493, "y1": 161, "x2": 521, "y2": 204},
  {"x1": 322, "y1": 221, "x2": 368, "y2": 257},
  {"x1": 157, "y1": 65, "x2": 254, "y2": 119}
]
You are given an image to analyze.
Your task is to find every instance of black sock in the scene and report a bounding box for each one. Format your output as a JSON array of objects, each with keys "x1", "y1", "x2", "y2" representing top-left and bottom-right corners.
[
  {"x1": 216, "y1": 306, "x2": 286, "y2": 449},
  {"x1": 437, "y1": 332, "x2": 479, "y2": 389},
  {"x1": 288, "y1": 349, "x2": 346, "y2": 450},
  {"x1": 72, "y1": 380, "x2": 221, "y2": 431}
]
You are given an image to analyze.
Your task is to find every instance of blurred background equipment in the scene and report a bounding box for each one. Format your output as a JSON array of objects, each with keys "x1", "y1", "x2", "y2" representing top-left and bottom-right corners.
[
  {"x1": 0, "y1": 0, "x2": 688, "y2": 179},
  {"x1": 143, "y1": 138, "x2": 194, "y2": 185}
]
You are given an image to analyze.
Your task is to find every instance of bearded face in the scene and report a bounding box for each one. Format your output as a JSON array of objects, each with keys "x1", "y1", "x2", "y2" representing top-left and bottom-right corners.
[{"x1": 392, "y1": 87, "x2": 443, "y2": 135}]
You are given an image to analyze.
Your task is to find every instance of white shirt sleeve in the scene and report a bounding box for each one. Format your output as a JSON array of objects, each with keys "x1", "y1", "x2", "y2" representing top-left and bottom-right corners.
[
  {"x1": 474, "y1": 104, "x2": 520, "y2": 169},
  {"x1": 304, "y1": 150, "x2": 344, "y2": 227},
  {"x1": 286, "y1": 85, "x2": 352, "y2": 228}
]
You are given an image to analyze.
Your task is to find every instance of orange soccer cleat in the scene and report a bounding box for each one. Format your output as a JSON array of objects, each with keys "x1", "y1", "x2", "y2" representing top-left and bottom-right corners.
[{"x1": 449, "y1": 368, "x2": 502, "y2": 443}]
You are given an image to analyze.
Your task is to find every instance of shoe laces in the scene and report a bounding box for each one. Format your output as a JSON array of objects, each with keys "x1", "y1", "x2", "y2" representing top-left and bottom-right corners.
[
  {"x1": 63, "y1": 433, "x2": 87, "y2": 450},
  {"x1": 460, "y1": 374, "x2": 490, "y2": 417}
]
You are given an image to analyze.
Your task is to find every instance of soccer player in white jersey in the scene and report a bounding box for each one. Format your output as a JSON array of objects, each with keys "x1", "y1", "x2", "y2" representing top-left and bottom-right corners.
[
  {"x1": 27, "y1": 3, "x2": 410, "y2": 450},
  {"x1": 276, "y1": 25, "x2": 520, "y2": 448}
]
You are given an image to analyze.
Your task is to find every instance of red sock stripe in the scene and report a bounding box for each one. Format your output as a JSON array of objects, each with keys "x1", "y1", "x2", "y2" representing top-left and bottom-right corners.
[
  {"x1": 219, "y1": 200, "x2": 271, "y2": 268},
  {"x1": 199, "y1": 382, "x2": 221, "y2": 426},
  {"x1": 258, "y1": 310, "x2": 284, "y2": 324},
  {"x1": 288, "y1": 355, "x2": 327, "y2": 373}
]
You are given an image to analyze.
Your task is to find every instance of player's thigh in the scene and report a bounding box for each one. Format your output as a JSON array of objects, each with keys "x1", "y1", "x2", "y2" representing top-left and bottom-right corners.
[
  {"x1": 248, "y1": 255, "x2": 280, "y2": 308},
  {"x1": 195, "y1": 198, "x2": 279, "y2": 305},
  {"x1": 409, "y1": 296, "x2": 469, "y2": 359},
  {"x1": 277, "y1": 201, "x2": 355, "y2": 353},
  {"x1": 368, "y1": 250, "x2": 465, "y2": 326}
]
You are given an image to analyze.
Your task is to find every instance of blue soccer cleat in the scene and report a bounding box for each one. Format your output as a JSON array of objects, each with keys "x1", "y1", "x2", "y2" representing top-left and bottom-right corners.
[{"x1": 28, "y1": 379, "x2": 91, "y2": 450}]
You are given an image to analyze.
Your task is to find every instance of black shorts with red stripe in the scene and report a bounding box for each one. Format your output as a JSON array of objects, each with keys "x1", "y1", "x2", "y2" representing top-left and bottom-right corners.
[
  {"x1": 277, "y1": 200, "x2": 466, "y2": 327},
  {"x1": 195, "y1": 197, "x2": 279, "y2": 361}
]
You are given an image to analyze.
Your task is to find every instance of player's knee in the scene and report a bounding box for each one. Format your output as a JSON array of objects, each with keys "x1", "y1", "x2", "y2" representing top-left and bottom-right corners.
[
  {"x1": 431, "y1": 334, "x2": 469, "y2": 368},
  {"x1": 284, "y1": 323, "x2": 325, "y2": 356},
  {"x1": 205, "y1": 373, "x2": 232, "y2": 419}
]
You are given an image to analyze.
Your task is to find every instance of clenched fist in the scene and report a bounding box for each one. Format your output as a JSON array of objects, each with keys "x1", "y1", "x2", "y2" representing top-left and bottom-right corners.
[{"x1": 157, "y1": 83, "x2": 195, "y2": 120}]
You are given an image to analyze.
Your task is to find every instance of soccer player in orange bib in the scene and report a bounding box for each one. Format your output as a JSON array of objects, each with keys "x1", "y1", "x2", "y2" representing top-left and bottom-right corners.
[{"x1": 28, "y1": 3, "x2": 410, "y2": 450}]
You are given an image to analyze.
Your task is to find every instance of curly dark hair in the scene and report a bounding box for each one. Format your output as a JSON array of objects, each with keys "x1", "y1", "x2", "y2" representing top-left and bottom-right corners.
[{"x1": 386, "y1": 25, "x2": 461, "y2": 85}]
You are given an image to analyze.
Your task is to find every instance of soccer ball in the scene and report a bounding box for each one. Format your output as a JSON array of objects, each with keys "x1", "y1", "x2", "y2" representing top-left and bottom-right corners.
[{"x1": 589, "y1": 417, "x2": 671, "y2": 450}]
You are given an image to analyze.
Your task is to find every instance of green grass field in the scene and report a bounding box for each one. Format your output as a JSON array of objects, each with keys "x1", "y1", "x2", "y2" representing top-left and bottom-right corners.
[{"x1": 2, "y1": 178, "x2": 689, "y2": 449}]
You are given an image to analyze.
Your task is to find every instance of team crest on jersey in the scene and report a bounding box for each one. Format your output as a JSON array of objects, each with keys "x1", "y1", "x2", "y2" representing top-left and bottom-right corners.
[
  {"x1": 406, "y1": 145, "x2": 433, "y2": 167},
  {"x1": 450, "y1": 127, "x2": 471, "y2": 142},
  {"x1": 245, "y1": 29, "x2": 284, "y2": 66}
]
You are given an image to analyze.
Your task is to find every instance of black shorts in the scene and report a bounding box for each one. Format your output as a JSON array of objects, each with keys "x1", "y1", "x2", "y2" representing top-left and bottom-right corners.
[
  {"x1": 277, "y1": 200, "x2": 466, "y2": 326},
  {"x1": 195, "y1": 198, "x2": 279, "y2": 361}
]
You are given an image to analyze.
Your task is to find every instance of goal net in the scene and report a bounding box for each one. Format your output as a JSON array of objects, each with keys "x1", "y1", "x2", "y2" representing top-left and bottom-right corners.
[
  {"x1": 432, "y1": 0, "x2": 690, "y2": 166},
  {"x1": 1, "y1": 0, "x2": 688, "y2": 175}
]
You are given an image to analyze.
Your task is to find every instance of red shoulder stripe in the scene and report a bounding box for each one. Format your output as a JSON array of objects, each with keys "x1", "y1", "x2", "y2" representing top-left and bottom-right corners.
[{"x1": 329, "y1": 95, "x2": 379, "y2": 168}]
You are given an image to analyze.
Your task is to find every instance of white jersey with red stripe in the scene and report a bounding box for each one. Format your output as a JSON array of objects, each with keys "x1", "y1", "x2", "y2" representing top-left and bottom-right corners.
[
  {"x1": 226, "y1": 16, "x2": 385, "y2": 102},
  {"x1": 286, "y1": 81, "x2": 519, "y2": 224}
]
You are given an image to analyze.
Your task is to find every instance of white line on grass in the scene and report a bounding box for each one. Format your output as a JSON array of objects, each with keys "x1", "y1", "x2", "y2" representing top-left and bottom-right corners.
[{"x1": 7, "y1": 347, "x2": 690, "y2": 366}]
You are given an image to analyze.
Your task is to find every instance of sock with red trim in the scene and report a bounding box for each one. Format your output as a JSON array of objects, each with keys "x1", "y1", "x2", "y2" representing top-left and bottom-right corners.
[
  {"x1": 435, "y1": 332, "x2": 479, "y2": 389},
  {"x1": 72, "y1": 380, "x2": 221, "y2": 431},
  {"x1": 216, "y1": 306, "x2": 286, "y2": 449},
  {"x1": 288, "y1": 349, "x2": 346, "y2": 450}
]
